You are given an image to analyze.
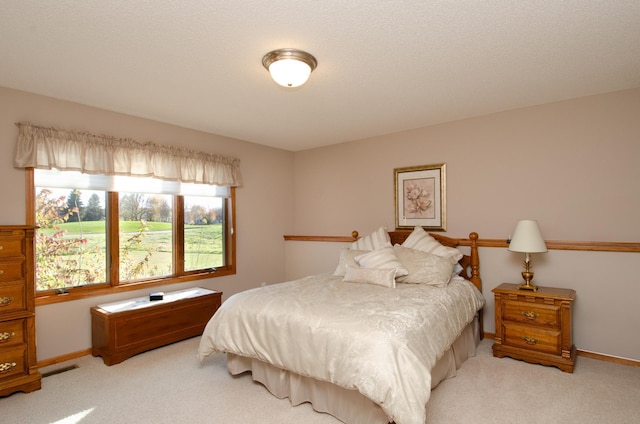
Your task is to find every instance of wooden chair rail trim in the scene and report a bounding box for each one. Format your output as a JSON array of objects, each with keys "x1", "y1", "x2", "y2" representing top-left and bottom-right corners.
[
  {"x1": 283, "y1": 235, "x2": 358, "y2": 242},
  {"x1": 284, "y1": 234, "x2": 640, "y2": 253},
  {"x1": 461, "y1": 238, "x2": 640, "y2": 253}
]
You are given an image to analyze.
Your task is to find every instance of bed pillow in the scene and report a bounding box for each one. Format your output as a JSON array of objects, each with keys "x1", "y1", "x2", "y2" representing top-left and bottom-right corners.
[
  {"x1": 343, "y1": 266, "x2": 396, "y2": 288},
  {"x1": 401, "y1": 226, "x2": 463, "y2": 263},
  {"x1": 333, "y1": 248, "x2": 369, "y2": 276},
  {"x1": 393, "y1": 245, "x2": 454, "y2": 286},
  {"x1": 351, "y1": 226, "x2": 392, "y2": 251},
  {"x1": 355, "y1": 245, "x2": 409, "y2": 277}
]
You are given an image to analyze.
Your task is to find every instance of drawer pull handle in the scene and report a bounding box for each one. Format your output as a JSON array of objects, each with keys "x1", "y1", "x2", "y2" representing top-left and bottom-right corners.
[
  {"x1": 0, "y1": 331, "x2": 15, "y2": 342},
  {"x1": 0, "y1": 296, "x2": 13, "y2": 307},
  {"x1": 0, "y1": 269, "x2": 4, "y2": 274},
  {"x1": 0, "y1": 245, "x2": 3, "y2": 250},
  {"x1": 522, "y1": 336, "x2": 538, "y2": 345},
  {"x1": 522, "y1": 310, "x2": 539, "y2": 320},
  {"x1": 0, "y1": 362, "x2": 17, "y2": 374}
]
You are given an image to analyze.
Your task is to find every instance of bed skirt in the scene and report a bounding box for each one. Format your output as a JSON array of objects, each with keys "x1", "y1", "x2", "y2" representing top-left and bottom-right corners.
[{"x1": 226, "y1": 316, "x2": 480, "y2": 424}]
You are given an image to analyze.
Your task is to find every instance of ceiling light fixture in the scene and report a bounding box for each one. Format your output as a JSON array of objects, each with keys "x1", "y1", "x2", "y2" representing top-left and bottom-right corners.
[{"x1": 262, "y1": 48, "x2": 317, "y2": 88}]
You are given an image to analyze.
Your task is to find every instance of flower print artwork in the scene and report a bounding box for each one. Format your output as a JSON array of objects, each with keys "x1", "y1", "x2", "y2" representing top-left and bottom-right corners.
[
  {"x1": 394, "y1": 163, "x2": 445, "y2": 230},
  {"x1": 403, "y1": 178, "x2": 435, "y2": 219}
]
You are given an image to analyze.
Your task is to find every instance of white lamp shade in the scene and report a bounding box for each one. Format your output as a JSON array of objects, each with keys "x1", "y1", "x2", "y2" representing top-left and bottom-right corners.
[
  {"x1": 508, "y1": 220, "x2": 548, "y2": 253},
  {"x1": 268, "y1": 59, "x2": 312, "y2": 87}
]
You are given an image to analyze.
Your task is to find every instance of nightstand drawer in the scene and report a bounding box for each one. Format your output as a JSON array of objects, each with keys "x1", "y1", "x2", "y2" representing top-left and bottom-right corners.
[
  {"x1": 503, "y1": 322, "x2": 560, "y2": 355},
  {"x1": 0, "y1": 319, "x2": 25, "y2": 348},
  {"x1": 503, "y1": 301, "x2": 559, "y2": 328}
]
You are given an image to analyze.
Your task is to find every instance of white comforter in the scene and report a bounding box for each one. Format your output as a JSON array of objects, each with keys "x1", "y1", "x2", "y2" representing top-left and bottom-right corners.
[{"x1": 198, "y1": 274, "x2": 485, "y2": 424}]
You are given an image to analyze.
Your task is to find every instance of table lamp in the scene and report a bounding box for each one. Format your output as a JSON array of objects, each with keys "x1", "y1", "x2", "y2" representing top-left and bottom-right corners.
[{"x1": 508, "y1": 220, "x2": 548, "y2": 291}]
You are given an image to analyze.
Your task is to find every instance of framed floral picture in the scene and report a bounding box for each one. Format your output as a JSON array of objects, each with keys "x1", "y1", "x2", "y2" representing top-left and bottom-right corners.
[{"x1": 394, "y1": 163, "x2": 446, "y2": 231}]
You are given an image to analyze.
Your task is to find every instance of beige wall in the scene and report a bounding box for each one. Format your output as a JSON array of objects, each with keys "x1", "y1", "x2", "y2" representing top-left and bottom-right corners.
[
  {"x1": 1, "y1": 85, "x2": 638, "y2": 363},
  {"x1": 0, "y1": 86, "x2": 294, "y2": 360},
  {"x1": 289, "y1": 88, "x2": 640, "y2": 361}
]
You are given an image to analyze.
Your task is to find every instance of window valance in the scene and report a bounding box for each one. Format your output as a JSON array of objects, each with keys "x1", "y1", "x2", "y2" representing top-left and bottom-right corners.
[{"x1": 13, "y1": 122, "x2": 242, "y2": 187}]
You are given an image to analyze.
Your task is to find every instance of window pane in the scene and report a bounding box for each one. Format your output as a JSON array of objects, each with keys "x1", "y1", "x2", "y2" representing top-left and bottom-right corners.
[
  {"x1": 184, "y1": 196, "x2": 224, "y2": 271},
  {"x1": 119, "y1": 193, "x2": 173, "y2": 281},
  {"x1": 35, "y1": 187, "x2": 107, "y2": 291}
]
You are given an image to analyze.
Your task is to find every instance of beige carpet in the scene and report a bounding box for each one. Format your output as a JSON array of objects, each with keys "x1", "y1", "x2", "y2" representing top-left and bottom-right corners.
[{"x1": 1, "y1": 337, "x2": 639, "y2": 424}]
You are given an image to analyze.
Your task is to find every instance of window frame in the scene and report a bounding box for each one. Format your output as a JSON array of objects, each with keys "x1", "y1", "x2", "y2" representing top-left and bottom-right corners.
[{"x1": 26, "y1": 168, "x2": 236, "y2": 306}]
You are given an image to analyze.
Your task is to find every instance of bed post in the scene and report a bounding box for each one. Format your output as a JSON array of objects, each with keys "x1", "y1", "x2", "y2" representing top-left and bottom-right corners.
[
  {"x1": 468, "y1": 232, "x2": 481, "y2": 289},
  {"x1": 468, "y1": 232, "x2": 483, "y2": 339}
]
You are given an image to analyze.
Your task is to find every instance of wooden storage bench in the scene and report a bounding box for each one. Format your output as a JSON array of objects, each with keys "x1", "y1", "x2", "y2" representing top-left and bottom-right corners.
[{"x1": 91, "y1": 287, "x2": 221, "y2": 365}]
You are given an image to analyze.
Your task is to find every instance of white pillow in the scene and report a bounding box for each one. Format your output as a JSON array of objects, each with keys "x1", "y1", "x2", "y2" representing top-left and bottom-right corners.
[
  {"x1": 351, "y1": 226, "x2": 391, "y2": 251},
  {"x1": 393, "y1": 245, "x2": 454, "y2": 286},
  {"x1": 355, "y1": 246, "x2": 409, "y2": 277},
  {"x1": 401, "y1": 226, "x2": 463, "y2": 263},
  {"x1": 343, "y1": 266, "x2": 396, "y2": 288},
  {"x1": 333, "y1": 248, "x2": 369, "y2": 276}
]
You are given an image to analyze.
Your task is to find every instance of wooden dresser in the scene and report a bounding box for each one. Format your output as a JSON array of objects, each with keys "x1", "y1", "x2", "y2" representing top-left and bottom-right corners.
[
  {"x1": 91, "y1": 288, "x2": 221, "y2": 365},
  {"x1": 492, "y1": 283, "x2": 576, "y2": 372},
  {"x1": 0, "y1": 226, "x2": 41, "y2": 397}
]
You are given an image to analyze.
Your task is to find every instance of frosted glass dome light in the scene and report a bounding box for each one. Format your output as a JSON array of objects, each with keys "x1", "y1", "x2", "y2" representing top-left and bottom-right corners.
[{"x1": 262, "y1": 48, "x2": 317, "y2": 88}]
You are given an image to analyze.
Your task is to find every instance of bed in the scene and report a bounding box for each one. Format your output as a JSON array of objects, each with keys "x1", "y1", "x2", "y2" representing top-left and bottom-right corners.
[{"x1": 198, "y1": 226, "x2": 485, "y2": 424}]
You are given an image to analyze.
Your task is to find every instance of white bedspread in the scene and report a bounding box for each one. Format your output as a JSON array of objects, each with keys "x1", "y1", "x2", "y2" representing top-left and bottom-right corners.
[{"x1": 198, "y1": 274, "x2": 485, "y2": 424}]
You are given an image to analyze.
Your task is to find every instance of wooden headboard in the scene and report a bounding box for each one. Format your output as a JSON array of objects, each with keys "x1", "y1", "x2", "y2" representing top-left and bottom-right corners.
[{"x1": 389, "y1": 230, "x2": 483, "y2": 338}]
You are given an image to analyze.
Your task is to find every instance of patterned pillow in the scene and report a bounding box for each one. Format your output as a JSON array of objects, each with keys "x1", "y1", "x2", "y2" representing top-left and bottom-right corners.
[
  {"x1": 401, "y1": 226, "x2": 463, "y2": 263},
  {"x1": 393, "y1": 245, "x2": 454, "y2": 286},
  {"x1": 355, "y1": 246, "x2": 409, "y2": 277},
  {"x1": 343, "y1": 266, "x2": 396, "y2": 288},
  {"x1": 351, "y1": 226, "x2": 391, "y2": 251},
  {"x1": 333, "y1": 248, "x2": 369, "y2": 276}
]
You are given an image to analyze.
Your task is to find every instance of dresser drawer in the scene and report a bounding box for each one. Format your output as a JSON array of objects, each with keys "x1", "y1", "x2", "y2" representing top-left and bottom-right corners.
[
  {"x1": 503, "y1": 322, "x2": 561, "y2": 355},
  {"x1": 0, "y1": 346, "x2": 26, "y2": 381},
  {"x1": 502, "y1": 300, "x2": 560, "y2": 328},
  {"x1": 0, "y1": 283, "x2": 27, "y2": 314},
  {"x1": 0, "y1": 319, "x2": 26, "y2": 348},
  {"x1": 0, "y1": 236, "x2": 24, "y2": 258},
  {"x1": 0, "y1": 259, "x2": 25, "y2": 282}
]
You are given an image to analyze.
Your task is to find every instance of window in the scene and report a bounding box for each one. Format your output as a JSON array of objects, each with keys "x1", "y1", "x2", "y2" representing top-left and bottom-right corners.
[
  {"x1": 14, "y1": 122, "x2": 241, "y2": 304},
  {"x1": 118, "y1": 192, "x2": 174, "y2": 280},
  {"x1": 35, "y1": 187, "x2": 108, "y2": 289},
  {"x1": 32, "y1": 169, "x2": 235, "y2": 300},
  {"x1": 183, "y1": 195, "x2": 225, "y2": 272}
]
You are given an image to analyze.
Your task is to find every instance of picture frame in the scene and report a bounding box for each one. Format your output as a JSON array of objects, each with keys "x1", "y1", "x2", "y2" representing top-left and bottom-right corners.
[{"x1": 394, "y1": 163, "x2": 446, "y2": 231}]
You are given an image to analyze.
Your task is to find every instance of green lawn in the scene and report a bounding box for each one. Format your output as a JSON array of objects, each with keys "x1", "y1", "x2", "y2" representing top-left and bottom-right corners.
[
  {"x1": 39, "y1": 220, "x2": 174, "y2": 235},
  {"x1": 36, "y1": 221, "x2": 223, "y2": 290}
]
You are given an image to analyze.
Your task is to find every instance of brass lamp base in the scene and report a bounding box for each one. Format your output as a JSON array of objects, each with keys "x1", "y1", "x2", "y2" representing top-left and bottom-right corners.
[{"x1": 518, "y1": 271, "x2": 538, "y2": 291}]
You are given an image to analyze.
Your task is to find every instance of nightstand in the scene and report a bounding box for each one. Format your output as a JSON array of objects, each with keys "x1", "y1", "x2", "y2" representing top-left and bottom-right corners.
[{"x1": 492, "y1": 283, "x2": 576, "y2": 372}]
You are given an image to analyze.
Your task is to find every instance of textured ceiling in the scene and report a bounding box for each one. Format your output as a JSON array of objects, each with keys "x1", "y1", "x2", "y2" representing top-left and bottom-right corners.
[{"x1": 1, "y1": 1, "x2": 639, "y2": 151}]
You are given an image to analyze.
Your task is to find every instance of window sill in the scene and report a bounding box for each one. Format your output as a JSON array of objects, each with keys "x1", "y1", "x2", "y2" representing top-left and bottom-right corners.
[{"x1": 35, "y1": 268, "x2": 234, "y2": 306}]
